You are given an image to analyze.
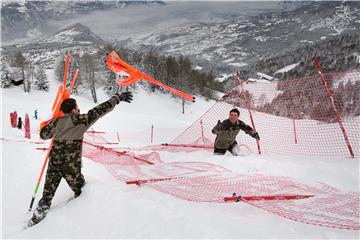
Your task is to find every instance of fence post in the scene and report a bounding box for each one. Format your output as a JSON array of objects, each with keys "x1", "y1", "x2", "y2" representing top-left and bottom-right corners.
[
  {"x1": 200, "y1": 119, "x2": 205, "y2": 143},
  {"x1": 117, "y1": 132, "x2": 120, "y2": 143},
  {"x1": 292, "y1": 113, "x2": 298, "y2": 144},
  {"x1": 150, "y1": 125, "x2": 154, "y2": 143},
  {"x1": 313, "y1": 58, "x2": 354, "y2": 158},
  {"x1": 235, "y1": 72, "x2": 261, "y2": 154}
]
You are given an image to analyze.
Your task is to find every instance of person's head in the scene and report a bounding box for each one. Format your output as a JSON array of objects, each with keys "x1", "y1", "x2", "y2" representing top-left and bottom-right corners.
[
  {"x1": 60, "y1": 98, "x2": 79, "y2": 114},
  {"x1": 229, "y1": 108, "x2": 240, "y2": 124}
]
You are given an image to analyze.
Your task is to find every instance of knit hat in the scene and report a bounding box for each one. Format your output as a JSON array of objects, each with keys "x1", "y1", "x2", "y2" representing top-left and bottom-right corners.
[{"x1": 60, "y1": 98, "x2": 77, "y2": 113}]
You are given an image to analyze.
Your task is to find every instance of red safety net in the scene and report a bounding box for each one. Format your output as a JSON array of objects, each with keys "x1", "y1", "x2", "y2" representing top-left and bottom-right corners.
[
  {"x1": 171, "y1": 69, "x2": 360, "y2": 157},
  {"x1": 82, "y1": 135, "x2": 359, "y2": 230}
]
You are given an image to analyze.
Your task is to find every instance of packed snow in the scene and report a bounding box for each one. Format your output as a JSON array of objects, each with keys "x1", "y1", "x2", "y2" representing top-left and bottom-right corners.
[
  {"x1": 1, "y1": 70, "x2": 359, "y2": 238},
  {"x1": 275, "y1": 62, "x2": 300, "y2": 74}
]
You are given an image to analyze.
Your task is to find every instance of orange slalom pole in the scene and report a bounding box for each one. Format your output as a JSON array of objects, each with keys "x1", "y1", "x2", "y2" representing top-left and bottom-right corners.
[
  {"x1": 224, "y1": 194, "x2": 314, "y2": 202},
  {"x1": 29, "y1": 52, "x2": 73, "y2": 211},
  {"x1": 51, "y1": 86, "x2": 63, "y2": 112},
  {"x1": 292, "y1": 113, "x2": 298, "y2": 144},
  {"x1": 67, "y1": 68, "x2": 79, "y2": 96},
  {"x1": 126, "y1": 176, "x2": 187, "y2": 185},
  {"x1": 235, "y1": 72, "x2": 261, "y2": 154},
  {"x1": 29, "y1": 140, "x2": 53, "y2": 211}
]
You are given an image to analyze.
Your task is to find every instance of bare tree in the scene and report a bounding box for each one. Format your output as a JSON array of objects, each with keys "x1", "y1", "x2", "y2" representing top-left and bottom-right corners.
[
  {"x1": 81, "y1": 53, "x2": 98, "y2": 103},
  {"x1": 24, "y1": 61, "x2": 35, "y2": 92},
  {"x1": 14, "y1": 51, "x2": 26, "y2": 92}
]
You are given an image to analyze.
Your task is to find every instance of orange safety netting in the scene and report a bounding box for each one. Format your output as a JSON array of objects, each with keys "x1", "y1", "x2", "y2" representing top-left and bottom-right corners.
[
  {"x1": 78, "y1": 68, "x2": 360, "y2": 230},
  {"x1": 171, "y1": 69, "x2": 360, "y2": 157}
]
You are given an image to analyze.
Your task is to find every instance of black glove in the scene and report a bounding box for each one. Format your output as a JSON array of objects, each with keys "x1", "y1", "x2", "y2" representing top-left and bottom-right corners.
[
  {"x1": 216, "y1": 120, "x2": 221, "y2": 127},
  {"x1": 115, "y1": 91, "x2": 133, "y2": 103},
  {"x1": 212, "y1": 120, "x2": 223, "y2": 134},
  {"x1": 249, "y1": 130, "x2": 260, "y2": 140}
]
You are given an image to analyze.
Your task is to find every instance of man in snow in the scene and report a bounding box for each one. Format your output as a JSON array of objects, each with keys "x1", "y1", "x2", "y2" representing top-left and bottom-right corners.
[
  {"x1": 212, "y1": 108, "x2": 260, "y2": 155},
  {"x1": 28, "y1": 91, "x2": 133, "y2": 227}
]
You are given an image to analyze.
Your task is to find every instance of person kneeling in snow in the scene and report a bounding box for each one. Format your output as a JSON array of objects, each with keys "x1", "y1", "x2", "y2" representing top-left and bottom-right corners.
[
  {"x1": 28, "y1": 92, "x2": 133, "y2": 227},
  {"x1": 211, "y1": 108, "x2": 259, "y2": 156}
]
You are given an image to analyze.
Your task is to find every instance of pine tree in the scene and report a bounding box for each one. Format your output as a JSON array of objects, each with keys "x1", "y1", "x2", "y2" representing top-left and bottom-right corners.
[{"x1": 34, "y1": 65, "x2": 49, "y2": 91}]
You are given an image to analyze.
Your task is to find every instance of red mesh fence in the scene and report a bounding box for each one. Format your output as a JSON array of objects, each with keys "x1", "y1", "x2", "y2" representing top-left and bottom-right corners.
[
  {"x1": 84, "y1": 129, "x2": 119, "y2": 145},
  {"x1": 79, "y1": 67, "x2": 360, "y2": 230},
  {"x1": 172, "y1": 69, "x2": 360, "y2": 157},
  {"x1": 82, "y1": 139, "x2": 359, "y2": 230}
]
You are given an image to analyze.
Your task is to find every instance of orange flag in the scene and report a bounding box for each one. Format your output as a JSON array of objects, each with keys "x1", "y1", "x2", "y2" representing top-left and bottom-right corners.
[{"x1": 105, "y1": 51, "x2": 195, "y2": 102}]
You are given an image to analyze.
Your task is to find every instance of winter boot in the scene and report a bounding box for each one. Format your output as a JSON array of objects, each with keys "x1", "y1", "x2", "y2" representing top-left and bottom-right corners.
[{"x1": 27, "y1": 204, "x2": 50, "y2": 227}]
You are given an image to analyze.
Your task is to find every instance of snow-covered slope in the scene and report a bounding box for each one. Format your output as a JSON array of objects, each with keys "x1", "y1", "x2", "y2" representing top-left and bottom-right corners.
[{"x1": 1, "y1": 70, "x2": 359, "y2": 238}]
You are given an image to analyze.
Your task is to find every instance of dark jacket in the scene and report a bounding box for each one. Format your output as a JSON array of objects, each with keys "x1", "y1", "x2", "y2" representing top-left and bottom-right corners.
[
  {"x1": 17, "y1": 118, "x2": 22, "y2": 129},
  {"x1": 40, "y1": 96, "x2": 119, "y2": 165},
  {"x1": 212, "y1": 119, "x2": 253, "y2": 149}
]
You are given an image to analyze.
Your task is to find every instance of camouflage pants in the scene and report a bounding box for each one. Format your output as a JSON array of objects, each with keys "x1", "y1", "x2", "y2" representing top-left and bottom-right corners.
[{"x1": 38, "y1": 155, "x2": 85, "y2": 208}]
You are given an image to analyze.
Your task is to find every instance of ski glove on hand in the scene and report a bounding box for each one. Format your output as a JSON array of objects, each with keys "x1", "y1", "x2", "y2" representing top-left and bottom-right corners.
[
  {"x1": 212, "y1": 120, "x2": 223, "y2": 134},
  {"x1": 115, "y1": 91, "x2": 133, "y2": 104},
  {"x1": 249, "y1": 130, "x2": 260, "y2": 140}
]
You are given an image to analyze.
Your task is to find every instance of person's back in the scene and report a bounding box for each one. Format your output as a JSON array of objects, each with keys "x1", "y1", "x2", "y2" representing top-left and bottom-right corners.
[{"x1": 28, "y1": 92, "x2": 133, "y2": 227}]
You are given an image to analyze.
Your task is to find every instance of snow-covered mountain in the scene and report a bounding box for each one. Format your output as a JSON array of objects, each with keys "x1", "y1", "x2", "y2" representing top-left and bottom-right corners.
[
  {"x1": 1, "y1": 23, "x2": 107, "y2": 68},
  {"x1": 1, "y1": 1, "x2": 359, "y2": 82},
  {"x1": 121, "y1": 1, "x2": 360, "y2": 72},
  {"x1": 1, "y1": 0, "x2": 164, "y2": 43}
]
